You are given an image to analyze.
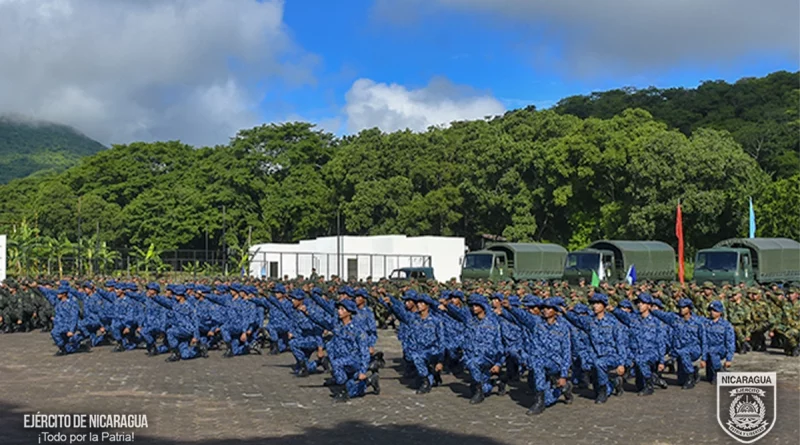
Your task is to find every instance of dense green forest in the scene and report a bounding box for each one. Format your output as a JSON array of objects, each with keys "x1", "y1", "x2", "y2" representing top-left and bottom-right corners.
[
  {"x1": 554, "y1": 70, "x2": 799, "y2": 179},
  {"x1": 0, "y1": 71, "x2": 797, "y2": 273},
  {"x1": 0, "y1": 116, "x2": 107, "y2": 184}
]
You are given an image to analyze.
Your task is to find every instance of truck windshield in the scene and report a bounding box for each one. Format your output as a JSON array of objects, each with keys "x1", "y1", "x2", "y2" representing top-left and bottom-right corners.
[
  {"x1": 566, "y1": 252, "x2": 600, "y2": 270},
  {"x1": 463, "y1": 254, "x2": 494, "y2": 270},
  {"x1": 696, "y1": 252, "x2": 738, "y2": 271}
]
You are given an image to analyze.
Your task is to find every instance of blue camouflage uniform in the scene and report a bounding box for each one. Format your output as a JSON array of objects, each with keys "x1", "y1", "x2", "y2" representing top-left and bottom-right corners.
[
  {"x1": 653, "y1": 298, "x2": 707, "y2": 386},
  {"x1": 110, "y1": 283, "x2": 143, "y2": 351},
  {"x1": 704, "y1": 300, "x2": 735, "y2": 382},
  {"x1": 435, "y1": 290, "x2": 465, "y2": 370},
  {"x1": 129, "y1": 283, "x2": 169, "y2": 355},
  {"x1": 564, "y1": 294, "x2": 628, "y2": 400},
  {"x1": 445, "y1": 294, "x2": 504, "y2": 398},
  {"x1": 354, "y1": 289, "x2": 378, "y2": 349},
  {"x1": 153, "y1": 286, "x2": 204, "y2": 360},
  {"x1": 303, "y1": 299, "x2": 371, "y2": 399},
  {"x1": 76, "y1": 283, "x2": 110, "y2": 347},
  {"x1": 490, "y1": 292, "x2": 524, "y2": 381},
  {"x1": 569, "y1": 303, "x2": 593, "y2": 386},
  {"x1": 393, "y1": 293, "x2": 445, "y2": 388},
  {"x1": 44, "y1": 286, "x2": 85, "y2": 354},
  {"x1": 285, "y1": 289, "x2": 326, "y2": 374},
  {"x1": 610, "y1": 293, "x2": 666, "y2": 392}
]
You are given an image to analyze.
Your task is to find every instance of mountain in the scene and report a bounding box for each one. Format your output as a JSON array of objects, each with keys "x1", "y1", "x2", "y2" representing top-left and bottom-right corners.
[{"x1": 0, "y1": 115, "x2": 106, "y2": 184}]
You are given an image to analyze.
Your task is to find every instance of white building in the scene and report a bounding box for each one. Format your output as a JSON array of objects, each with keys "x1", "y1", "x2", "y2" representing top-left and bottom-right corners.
[{"x1": 248, "y1": 235, "x2": 466, "y2": 282}]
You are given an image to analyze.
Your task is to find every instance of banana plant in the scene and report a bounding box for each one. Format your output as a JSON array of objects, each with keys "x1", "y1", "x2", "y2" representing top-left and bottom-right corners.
[
  {"x1": 97, "y1": 242, "x2": 121, "y2": 274},
  {"x1": 132, "y1": 243, "x2": 165, "y2": 274}
]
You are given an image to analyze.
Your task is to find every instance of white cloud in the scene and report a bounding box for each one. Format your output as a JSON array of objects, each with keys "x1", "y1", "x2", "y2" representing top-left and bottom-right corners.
[
  {"x1": 343, "y1": 77, "x2": 505, "y2": 133},
  {"x1": 0, "y1": 0, "x2": 316, "y2": 146},
  {"x1": 374, "y1": 0, "x2": 800, "y2": 76}
]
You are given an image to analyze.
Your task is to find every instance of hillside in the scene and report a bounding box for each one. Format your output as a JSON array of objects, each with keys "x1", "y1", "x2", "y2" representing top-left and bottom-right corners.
[
  {"x1": 0, "y1": 116, "x2": 106, "y2": 183},
  {"x1": 553, "y1": 70, "x2": 800, "y2": 178}
]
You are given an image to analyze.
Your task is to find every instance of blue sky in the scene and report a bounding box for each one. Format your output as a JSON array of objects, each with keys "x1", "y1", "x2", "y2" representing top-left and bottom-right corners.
[{"x1": 1, "y1": 0, "x2": 797, "y2": 145}]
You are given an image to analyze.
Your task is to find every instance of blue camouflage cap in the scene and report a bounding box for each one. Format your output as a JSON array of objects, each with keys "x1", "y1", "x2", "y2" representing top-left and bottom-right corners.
[
  {"x1": 230, "y1": 283, "x2": 243, "y2": 292},
  {"x1": 311, "y1": 287, "x2": 323, "y2": 296},
  {"x1": 336, "y1": 299, "x2": 358, "y2": 314},
  {"x1": 114, "y1": 282, "x2": 127, "y2": 290},
  {"x1": 550, "y1": 297, "x2": 566, "y2": 308},
  {"x1": 677, "y1": 298, "x2": 694, "y2": 309},
  {"x1": 146, "y1": 282, "x2": 160, "y2": 292},
  {"x1": 652, "y1": 298, "x2": 664, "y2": 309},
  {"x1": 289, "y1": 289, "x2": 306, "y2": 300},
  {"x1": 441, "y1": 290, "x2": 452, "y2": 299},
  {"x1": 173, "y1": 285, "x2": 187, "y2": 296},
  {"x1": 195, "y1": 285, "x2": 212, "y2": 294},
  {"x1": 618, "y1": 299, "x2": 634, "y2": 310},
  {"x1": 522, "y1": 294, "x2": 542, "y2": 307},
  {"x1": 708, "y1": 300, "x2": 724, "y2": 313},
  {"x1": 82, "y1": 281, "x2": 94, "y2": 288},
  {"x1": 589, "y1": 293, "x2": 609, "y2": 306},
  {"x1": 185, "y1": 283, "x2": 196, "y2": 291},
  {"x1": 57, "y1": 285, "x2": 70, "y2": 294},
  {"x1": 402, "y1": 290, "x2": 418, "y2": 300},
  {"x1": 354, "y1": 288, "x2": 369, "y2": 298},
  {"x1": 467, "y1": 293, "x2": 490, "y2": 311},
  {"x1": 490, "y1": 292, "x2": 505, "y2": 301},
  {"x1": 215, "y1": 284, "x2": 229, "y2": 293},
  {"x1": 417, "y1": 293, "x2": 437, "y2": 306},
  {"x1": 338, "y1": 286, "x2": 354, "y2": 297},
  {"x1": 636, "y1": 293, "x2": 654, "y2": 304},
  {"x1": 273, "y1": 284, "x2": 286, "y2": 294},
  {"x1": 104, "y1": 280, "x2": 116, "y2": 288},
  {"x1": 451, "y1": 290, "x2": 464, "y2": 300},
  {"x1": 507, "y1": 295, "x2": 521, "y2": 307},
  {"x1": 573, "y1": 303, "x2": 591, "y2": 314},
  {"x1": 126, "y1": 283, "x2": 138, "y2": 291}
]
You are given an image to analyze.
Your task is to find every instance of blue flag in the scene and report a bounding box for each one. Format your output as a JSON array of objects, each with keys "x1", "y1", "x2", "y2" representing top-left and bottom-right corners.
[
  {"x1": 625, "y1": 264, "x2": 637, "y2": 284},
  {"x1": 749, "y1": 197, "x2": 756, "y2": 239}
]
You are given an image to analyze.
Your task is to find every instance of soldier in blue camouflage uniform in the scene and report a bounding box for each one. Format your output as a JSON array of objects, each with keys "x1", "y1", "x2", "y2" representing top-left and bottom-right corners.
[
  {"x1": 391, "y1": 292, "x2": 445, "y2": 394},
  {"x1": 441, "y1": 293, "x2": 504, "y2": 405},
  {"x1": 300, "y1": 298, "x2": 379, "y2": 402},
  {"x1": 110, "y1": 283, "x2": 143, "y2": 352},
  {"x1": 285, "y1": 289, "x2": 326, "y2": 377},
  {"x1": 505, "y1": 297, "x2": 572, "y2": 414},
  {"x1": 43, "y1": 285, "x2": 88, "y2": 355},
  {"x1": 565, "y1": 293, "x2": 628, "y2": 404},
  {"x1": 490, "y1": 292, "x2": 524, "y2": 389},
  {"x1": 76, "y1": 281, "x2": 110, "y2": 347},
  {"x1": 653, "y1": 298, "x2": 707, "y2": 389},
  {"x1": 703, "y1": 300, "x2": 735, "y2": 383},
  {"x1": 609, "y1": 293, "x2": 665, "y2": 396},
  {"x1": 153, "y1": 285, "x2": 208, "y2": 362},
  {"x1": 569, "y1": 303, "x2": 593, "y2": 389}
]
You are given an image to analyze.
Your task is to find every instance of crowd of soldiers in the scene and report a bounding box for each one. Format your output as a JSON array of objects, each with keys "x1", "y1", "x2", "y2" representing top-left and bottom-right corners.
[{"x1": 0, "y1": 274, "x2": 798, "y2": 412}]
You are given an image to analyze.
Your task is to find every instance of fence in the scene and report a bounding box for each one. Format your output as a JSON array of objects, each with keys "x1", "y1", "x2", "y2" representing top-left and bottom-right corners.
[{"x1": 248, "y1": 250, "x2": 433, "y2": 281}]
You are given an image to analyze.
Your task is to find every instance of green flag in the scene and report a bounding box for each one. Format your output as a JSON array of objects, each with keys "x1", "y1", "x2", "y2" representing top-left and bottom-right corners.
[{"x1": 591, "y1": 270, "x2": 600, "y2": 287}]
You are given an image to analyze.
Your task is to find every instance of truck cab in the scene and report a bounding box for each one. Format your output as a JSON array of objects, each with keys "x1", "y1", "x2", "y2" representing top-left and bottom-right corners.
[
  {"x1": 564, "y1": 248, "x2": 615, "y2": 283},
  {"x1": 694, "y1": 247, "x2": 755, "y2": 285},
  {"x1": 460, "y1": 251, "x2": 509, "y2": 281}
]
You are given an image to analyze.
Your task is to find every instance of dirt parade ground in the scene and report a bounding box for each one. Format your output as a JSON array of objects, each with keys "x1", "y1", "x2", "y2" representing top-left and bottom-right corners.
[{"x1": 0, "y1": 330, "x2": 798, "y2": 445}]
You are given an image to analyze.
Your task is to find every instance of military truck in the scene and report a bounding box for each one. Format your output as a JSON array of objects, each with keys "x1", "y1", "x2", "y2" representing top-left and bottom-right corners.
[
  {"x1": 388, "y1": 267, "x2": 435, "y2": 281},
  {"x1": 693, "y1": 238, "x2": 800, "y2": 285},
  {"x1": 564, "y1": 240, "x2": 676, "y2": 284},
  {"x1": 460, "y1": 242, "x2": 567, "y2": 282}
]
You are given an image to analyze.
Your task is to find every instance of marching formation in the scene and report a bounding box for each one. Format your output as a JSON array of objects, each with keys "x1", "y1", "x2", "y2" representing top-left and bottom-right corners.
[{"x1": 1, "y1": 276, "x2": 798, "y2": 412}]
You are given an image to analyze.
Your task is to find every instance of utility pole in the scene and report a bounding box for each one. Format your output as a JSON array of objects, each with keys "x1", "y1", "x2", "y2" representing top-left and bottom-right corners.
[
  {"x1": 336, "y1": 208, "x2": 341, "y2": 278},
  {"x1": 222, "y1": 205, "x2": 227, "y2": 276},
  {"x1": 77, "y1": 196, "x2": 82, "y2": 275}
]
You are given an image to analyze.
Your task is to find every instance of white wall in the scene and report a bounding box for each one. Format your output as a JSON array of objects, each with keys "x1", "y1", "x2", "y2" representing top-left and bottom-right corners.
[
  {"x1": 0, "y1": 234, "x2": 6, "y2": 282},
  {"x1": 248, "y1": 235, "x2": 465, "y2": 281}
]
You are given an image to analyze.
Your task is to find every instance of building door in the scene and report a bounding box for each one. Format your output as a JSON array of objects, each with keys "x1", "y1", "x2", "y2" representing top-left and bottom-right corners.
[
  {"x1": 347, "y1": 258, "x2": 358, "y2": 281},
  {"x1": 269, "y1": 262, "x2": 279, "y2": 278}
]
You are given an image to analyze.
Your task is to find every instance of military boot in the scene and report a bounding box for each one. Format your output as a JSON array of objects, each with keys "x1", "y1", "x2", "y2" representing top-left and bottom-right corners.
[
  {"x1": 318, "y1": 356, "x2": 331, "y2": 372},
  {"x1": 112, "y1": 342, "x2": 125, "y2": 353},
  {"x1": 54, "y1": 347, "x2": 67, "y2": 357},
  {"x1": 638, "y1": 377, "x2": 654, "y2": 396},
  {"x1": 594, "y1": 387, "x2": 609, "y2": 404},
  {"x1": 682, "y1": 373, "x2": 696, "y2": 390},
  {"x1": 323, "y1": 377, "x2": 337, "y2": 387},
  {"x1": 269, "y1": 342, "x2": 279, "y2": 355},
  {"x1": 469, "y1": 386, "x2": 485, "y2": 405},
  {"x1": 332, "y1": 386, "x2": 349, "y2": 403},
  {"x1": 296, "y1": 364, "x2": 309, "y2": 378},
  {"x1": 526, "y1": 391, "x2": 545, "y2": 415},
  {"x1": 613, "y1": 374, "x2": 624, "y2": 396},
  {"x1": 416, "y1": 377, "x2": 432, "y2": 394},
  {"x1": 146, "y1": 344, "x2": 157, "y2": 357},
  {"x1": 433, "y1": 370, "x2": 443, "y2": 387},
  {"x1": 165, "y1": 350, "x2": 180, "y2": 362},
  {"x1": 198, "y1": 343, "x2": 209, "y2": 358},
  {"x1": 367, "y1": 372, "x2": 381, "y2": 395},
  {"x1": 562, "y1": 381, "x2": 574, "y2": 404}
]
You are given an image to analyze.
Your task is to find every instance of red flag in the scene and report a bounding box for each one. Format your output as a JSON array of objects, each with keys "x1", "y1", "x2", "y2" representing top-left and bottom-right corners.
[{"x1": 676, "y1": 202, "x2": 685, "y2": 284}]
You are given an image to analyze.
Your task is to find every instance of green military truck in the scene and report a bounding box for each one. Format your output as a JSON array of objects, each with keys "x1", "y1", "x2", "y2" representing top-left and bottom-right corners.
[
  {"x1": 460, "y1": 242, "x2": 567, "y2": 282},
  {"x1": 564, "y1": 240, "x2": 676, "y2": 284},
  {"x1": 693, "y1": 238, "x2": 800, "y2": 285}
]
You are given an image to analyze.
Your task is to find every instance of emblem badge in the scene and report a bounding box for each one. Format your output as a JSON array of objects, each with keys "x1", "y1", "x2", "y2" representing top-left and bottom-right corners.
[{"x1": 717, "y1": 372, "x2": 776, "y2": 443}]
